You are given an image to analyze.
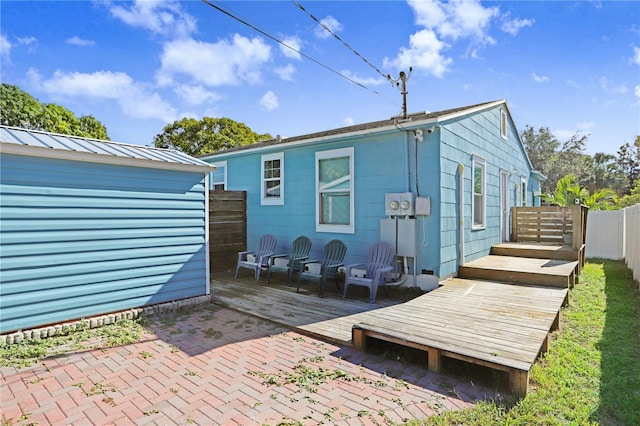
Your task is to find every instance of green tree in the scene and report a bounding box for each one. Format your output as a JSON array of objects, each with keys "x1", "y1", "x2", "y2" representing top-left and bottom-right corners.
[
  {"x1": 153, "y1": 117, "x2": 272, "y2": 157},
  {"x1": 0, "y1": 83, "x2": 109, "y2": 139},
  {"x1": 521, "y1": 126, "x2": 589, "y2": 194},
  {"x1": 616, "y1": 136, "x2": 640, "y2": 194},
  {"x1": 543, "y1": 174, "x2": 616, "y2": 210}
]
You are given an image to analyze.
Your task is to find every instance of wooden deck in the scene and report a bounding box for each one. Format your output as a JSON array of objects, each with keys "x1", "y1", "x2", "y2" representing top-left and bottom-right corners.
[
  {"x1": 211, "y1": 266, "x2": 569, "y2": 396},
  {"x1": 459, "y1": 255, "x2": 578, "y2": 288}
]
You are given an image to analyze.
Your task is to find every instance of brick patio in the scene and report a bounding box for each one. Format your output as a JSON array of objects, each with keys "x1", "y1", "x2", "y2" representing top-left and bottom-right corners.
[{"x1": 1, "y1": 303, "x2": 500, "y2": 425}]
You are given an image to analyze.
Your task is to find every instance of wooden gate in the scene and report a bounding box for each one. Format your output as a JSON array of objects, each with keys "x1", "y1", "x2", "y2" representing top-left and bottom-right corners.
[{"x1": 209, "y1": 191, "x2": 246, "y2": 272}]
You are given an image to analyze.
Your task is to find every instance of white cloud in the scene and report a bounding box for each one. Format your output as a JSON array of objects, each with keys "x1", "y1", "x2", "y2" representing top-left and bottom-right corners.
[
  {"x1": 388, "y1": 0, "x2": 505, "y2": 77},
  {"x1": 314, "y1": 16, "x2": 343, "y2": 39},
  {"x1": 16, "y1": 36, "x2": 37, "y2": 46},
  {"x1": 107, "y1": 0, "x2": 196, "y2": 38},
  {"x1": 600, "y1": 76, "x2": 627, "y2": 94},
  {"x1": 384, "y1": 29, "x2": 453, "y2": 78},
  {"x1": 157, "y1": 35, "x2": 271, "y2": 87},
  {"x1": 28, "y1": 68, "x2": 177, "y2": 122},
  {"x1": 260, "y1": 90, "x2": 279, "y2": 111},
  {"x1": 532, "y1": 72, "x2": 550, "y2": 83},
  {"x1": 567, "y1": 79, "x2": 581, "y2": 88},
  {"x1": 342, "y1": 117, "x2": 355, "y2": 127},
  {"x1": 0, "y1": 34, "x2": 12, "y2": 62},
  {"x1": 280, "y1": 36, "x2": 302, "y2": 60},
  {"x1": 577, "y1": 121, "x2": 595, "y2": 130},
  {"x1": 174, "y1": 84, "x2": 221, "y2": 106},
  {"x1": 341, "y1": 70, "x2": 387, "y2": 86},
  {"x1": 631, "y1": 45, "x2": 640, "y2": 66},
  {"x1": 66, "y1": 36, "x2": 95, "y2": 47},
  {"x1": 275, "y1": 64, "x2": 296, "y2": 81},
  {"x1": 501, "y1": 13, "x2": 535, "y2": 36},
  {"x1": 635, "y1": 84, "x2": 640, "y2": 100}
]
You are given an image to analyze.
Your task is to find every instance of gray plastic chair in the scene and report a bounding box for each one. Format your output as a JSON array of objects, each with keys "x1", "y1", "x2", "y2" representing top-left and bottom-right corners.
[
  {"x1": 296, "y1": 239, "x2": 347, "y2": 297},
  {"x1": 267, "y1": 236, "x2": 313, "y2": 286},
  {"x1": 235, "y1": 234, "x2": 277, "y2": 280},
  {"x1": 343, "y1": 241, "x2": 396, "y2": 303}
]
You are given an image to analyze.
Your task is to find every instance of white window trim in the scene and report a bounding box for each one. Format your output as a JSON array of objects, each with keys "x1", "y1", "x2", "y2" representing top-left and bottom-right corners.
[
  {"x1": 261, "y1": 152, "x2": 284, "y2": 205},
  {"x1": 521, "y1": 177, "x2": 528, "y2": 207},
  {"x1": 209, "y1": 161, "x2": 227, "y2": 190},
  {"x1": 500, "y1": 108, "x2": 508, "y2": 139},
  {"x1": 315, "y1": 147, "x2": 355, "y2": 234},
  {"x1": 472, "y1": 155, "x2": 487, "y2": 230}
]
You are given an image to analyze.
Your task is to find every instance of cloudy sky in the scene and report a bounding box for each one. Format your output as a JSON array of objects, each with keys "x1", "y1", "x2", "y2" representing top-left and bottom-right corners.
[{"x1": 1, "y1": 0, "x2": 638, "y2": 155}]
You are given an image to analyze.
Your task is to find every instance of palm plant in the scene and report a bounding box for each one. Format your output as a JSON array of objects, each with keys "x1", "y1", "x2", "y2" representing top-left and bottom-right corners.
[{"x1": 542, "y1": 174, "x2": 617, "y2": 210}]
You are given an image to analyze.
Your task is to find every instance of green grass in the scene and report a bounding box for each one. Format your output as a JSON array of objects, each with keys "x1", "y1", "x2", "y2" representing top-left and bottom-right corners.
[
  {"x1": 0, "y1": 318, "x2": 146, "y2": 369},
  {"x1": 410, "y1": 259, "x2": 640, "y2": 426}
]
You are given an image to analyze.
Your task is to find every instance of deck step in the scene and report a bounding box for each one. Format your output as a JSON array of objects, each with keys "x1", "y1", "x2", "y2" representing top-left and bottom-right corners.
[
  {"x1": 491, "y1": 242, "x2": 579, "y2": 261},
  {"x1": 459, "y1": 255, "x2": 578, "y2": 288}
]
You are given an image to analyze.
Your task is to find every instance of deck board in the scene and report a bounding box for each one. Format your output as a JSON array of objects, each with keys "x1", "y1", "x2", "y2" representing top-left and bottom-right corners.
[{"x1": 210, "y1": 272, "x2": 567, "y2": 376}]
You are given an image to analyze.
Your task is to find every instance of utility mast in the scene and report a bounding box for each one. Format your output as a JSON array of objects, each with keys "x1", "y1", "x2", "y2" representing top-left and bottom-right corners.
[{"x1": 388, "y1": 67, "x2": 412, "y2": 119}]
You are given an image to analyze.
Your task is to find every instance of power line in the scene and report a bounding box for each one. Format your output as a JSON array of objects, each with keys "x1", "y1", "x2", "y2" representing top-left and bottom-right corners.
[
  {"x1": 200, "y1": 0, "x2": 389, "y2": 99},
  {"x1": 291, "y1": 0, "x2": 390, "y2": 83}
]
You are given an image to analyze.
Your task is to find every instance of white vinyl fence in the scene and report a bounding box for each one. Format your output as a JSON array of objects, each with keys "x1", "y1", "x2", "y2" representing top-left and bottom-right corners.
[{"x1": 586, "y1": 203, "x2": 640, "y2": 284}]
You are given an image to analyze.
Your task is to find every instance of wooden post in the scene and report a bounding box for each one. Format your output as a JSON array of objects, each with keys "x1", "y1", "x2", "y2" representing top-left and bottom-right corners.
[
  {"x1": 512, "y1": 207, "x2": 519, "y2": 242},
  {"x1": 352, "y1": 326, "x2": 367, "y2": 351},
  {"x1": 427, "y1": 347, "x2": 441, "y2": 373},
  {"x1": 509, "y1": 369, "x2": 529, "y2": 397}
]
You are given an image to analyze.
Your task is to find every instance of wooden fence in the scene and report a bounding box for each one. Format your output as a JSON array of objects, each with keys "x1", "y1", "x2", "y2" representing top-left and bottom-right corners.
[{"x1": 209, "y1": 191, "x2": 246, "y2": 272}]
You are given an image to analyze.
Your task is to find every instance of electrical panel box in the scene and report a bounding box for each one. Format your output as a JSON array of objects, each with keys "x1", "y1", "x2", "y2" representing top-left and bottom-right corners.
[
  {"x1": 384, "y1": 192, "x2": 415, "y2": 216},
  {"x1": 380, "y1": 218, "x2": 416, "y2": 257},
  {"x1": 415, "y1": 196, "x2": 431, "y2": 216}
]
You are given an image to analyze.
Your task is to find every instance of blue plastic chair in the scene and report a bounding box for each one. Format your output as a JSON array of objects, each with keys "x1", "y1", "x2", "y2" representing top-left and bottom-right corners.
[
  {"x1": 267, "y1": 236, "x2": 313, "y2": 286},
  {"x1": 296, "y1": 239, "x2": 347, "y2": 297},
  {"x1": 343, "y1": 241, "x2": 395, "y2": 303},
  {"x1": 235, "y1": 234, "x2": 277, "y2": 280}
]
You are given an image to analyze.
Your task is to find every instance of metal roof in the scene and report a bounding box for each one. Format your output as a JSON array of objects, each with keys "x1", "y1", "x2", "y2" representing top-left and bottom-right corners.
[{"x1": 0, "y1": 126, "x2": 213, "y2": 173}]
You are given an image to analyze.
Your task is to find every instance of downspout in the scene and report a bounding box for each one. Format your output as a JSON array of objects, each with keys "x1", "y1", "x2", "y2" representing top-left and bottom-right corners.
[{"x1": 458, "y1": 163, "x2": 465, "y2": 266}]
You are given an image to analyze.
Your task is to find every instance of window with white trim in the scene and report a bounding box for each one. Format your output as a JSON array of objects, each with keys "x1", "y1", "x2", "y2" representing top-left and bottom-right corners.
[
  {"x1": 472, "y1": 156, "x2": 486, "y2": 229},
  {"x1": 209, "y1": 161, "x2": 227, "y2": 190},
  {"x1": 500, "y1": 108, "x2": 508, "y2": 139},
  {"x1": 521, "y1": 178, "x2": 528, "y2": 206},
  {"x1": 261, "y1": 153, "x2": 284, "y2": 205},
  {"x1": 316, "y1": 147, "x2": 354, "y2": 233}
]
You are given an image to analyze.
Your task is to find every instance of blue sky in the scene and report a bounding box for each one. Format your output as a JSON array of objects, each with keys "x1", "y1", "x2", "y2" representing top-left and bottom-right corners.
[{"x1": 1, "y1": 0, "x2": 638, "y2": 156}]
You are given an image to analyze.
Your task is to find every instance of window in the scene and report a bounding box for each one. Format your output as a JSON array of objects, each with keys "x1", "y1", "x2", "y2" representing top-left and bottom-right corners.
[
  {"x1": 500, "y1": 108, "x2": 508, "y2": 139},
  {"x1": 521, "y1": 178, "x2": 528, "y2": 206},
  {"x1": 316, "y1": 147, "x2": 354, "y2": 233},
  {"x1": 209, "y1": 161, "x2": 227, "y2": 190},
  {"x1": 261, "y1": 153, "x2": 284, "y2": 205},
  {"x1": 472, "y1": 156, "x2": 486, "y2": 229}
]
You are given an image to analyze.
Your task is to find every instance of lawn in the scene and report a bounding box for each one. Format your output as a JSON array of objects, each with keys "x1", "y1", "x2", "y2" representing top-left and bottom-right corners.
[{"x1": 412, "y1": 259, "x2": 640, "y2": 426}]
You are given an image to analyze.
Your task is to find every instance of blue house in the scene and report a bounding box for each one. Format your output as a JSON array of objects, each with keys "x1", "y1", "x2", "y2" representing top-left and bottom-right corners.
[
  {"x1": 201, "y1": 100, "x2": 542, "y2": 287},
  {"x1": 0, "y1": 126, "x2": 213, "y2": 333}
]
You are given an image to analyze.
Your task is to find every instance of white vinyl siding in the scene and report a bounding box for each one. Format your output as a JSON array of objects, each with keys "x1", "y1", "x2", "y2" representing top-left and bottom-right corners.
[
  {"x1": 472, "y1": 155, "x2": 486, "y2": 229},
  {"x1": 316, "y1": 147, "x2": 355, "y2": 234},
  {"x1": 261, "y1": 153, "x2": 284, "y2": 205}
]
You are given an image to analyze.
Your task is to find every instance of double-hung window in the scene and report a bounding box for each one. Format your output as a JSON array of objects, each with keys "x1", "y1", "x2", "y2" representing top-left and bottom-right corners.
[
  {"x1": 261, "y1": 153, "x2": 284, "y2": 205},
  {"x1": 521, "y1": 178, "x2": 528, "y2": 207},
  {"x1": 472, "y1": 155, "x2": 486, "y2": 229},
  {"x1": 209, "y1": 161, "x2": 227, "y2": 190},
  {"x1": 316, "y1": 147, "x2": 354, "y2": 233}
]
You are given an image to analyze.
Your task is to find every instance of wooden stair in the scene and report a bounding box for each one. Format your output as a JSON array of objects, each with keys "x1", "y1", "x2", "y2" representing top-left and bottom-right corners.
[
  {"x1": 459, "y1": 255, "x2": 578, "y2": 288},
  {"x1": 491, "y1": 242, "x2": 579, "y2": 261}
]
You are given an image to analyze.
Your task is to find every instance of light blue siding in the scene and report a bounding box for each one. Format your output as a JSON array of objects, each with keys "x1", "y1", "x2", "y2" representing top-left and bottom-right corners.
[
  {"x1": 0, "y1": 154, "x2": 208, "y2": 333},
  {"x1": 436, "y1": 106, "x2": 532, "y2": 277},
  {"x1": 221, "y1": 133, "x2": 409, "y2": 265}
]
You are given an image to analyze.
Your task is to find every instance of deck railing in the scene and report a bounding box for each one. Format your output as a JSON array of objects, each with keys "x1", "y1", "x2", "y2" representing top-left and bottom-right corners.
[{"x1": 512, "y1": 205, "x2": 588, "y2": 253}]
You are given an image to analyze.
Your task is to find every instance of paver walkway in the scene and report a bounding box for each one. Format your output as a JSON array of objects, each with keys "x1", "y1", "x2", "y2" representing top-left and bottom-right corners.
[{"x1": 1, "y1": 303, "x2": 499, "y2": 425}]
